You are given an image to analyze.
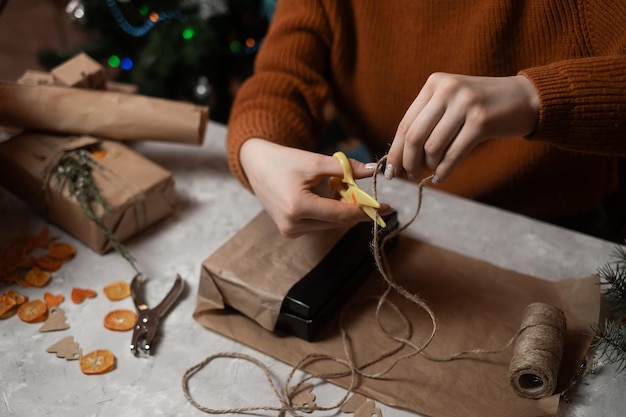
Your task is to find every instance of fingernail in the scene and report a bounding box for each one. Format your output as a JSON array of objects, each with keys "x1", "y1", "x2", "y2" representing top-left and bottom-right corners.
[
  {"x1": 432, "y1": 174, "x2": 440, "y2": 184},
  {"x1": 384, "y1": 164, "x2": 394, "y2": 180},
  {"x1": 407, "y1": 173, "x2": 416, "y2": 181},
  {"x1": 365, "y1": 162, "x2": 378, "y2": 170}
]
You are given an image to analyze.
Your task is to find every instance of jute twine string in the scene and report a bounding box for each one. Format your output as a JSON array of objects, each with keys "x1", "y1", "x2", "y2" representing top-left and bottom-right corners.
[
  {"x1": 371, "y1": 157, "x2": 567, "y2": 391},
  {"x1": 182, "y1": 155, "x2": 567, "y2": 415},
  {"x1": 31, "y1": 137, "x2": 143, "y2": 272},
  {"x1": 88, "y1": 150, "x2": 149, "y2": 235},
  {"x1": 370, "y1": 156, "x2": 517, "y2": 364}
]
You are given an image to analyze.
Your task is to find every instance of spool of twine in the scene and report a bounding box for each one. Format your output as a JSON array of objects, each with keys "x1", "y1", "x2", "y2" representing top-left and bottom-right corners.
[{"x1": 508, "y1": 302, "x2": 567, "y2": 399}]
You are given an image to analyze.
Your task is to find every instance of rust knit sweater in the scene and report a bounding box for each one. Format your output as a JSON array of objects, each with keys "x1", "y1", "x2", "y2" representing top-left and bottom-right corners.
[{"x1": 227, "y1": 0, "x2": 626, "y2": 221}]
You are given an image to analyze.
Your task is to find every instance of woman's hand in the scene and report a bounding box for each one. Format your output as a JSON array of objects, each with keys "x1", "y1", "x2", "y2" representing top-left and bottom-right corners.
[
  {"x1": 240, "y1": 139, "x2": 392, "y2": 237},
  {"x1": 386, "y1": 73, "x2": 539, "y2": 182}
]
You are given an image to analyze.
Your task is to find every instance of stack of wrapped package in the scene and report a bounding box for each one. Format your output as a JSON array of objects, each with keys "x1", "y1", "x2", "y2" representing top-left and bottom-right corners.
[{"x1": 0, "y1": 53, "x2": 209, "y2": 254}]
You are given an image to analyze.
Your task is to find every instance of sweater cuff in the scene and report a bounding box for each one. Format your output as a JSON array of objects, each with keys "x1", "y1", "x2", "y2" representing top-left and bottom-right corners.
[
  {"x1": 518, "y1": 64, "x2": 575, "y2": 142},
  {"x1": 519, "y1": 56, "x2": 626, "y2": 152}
]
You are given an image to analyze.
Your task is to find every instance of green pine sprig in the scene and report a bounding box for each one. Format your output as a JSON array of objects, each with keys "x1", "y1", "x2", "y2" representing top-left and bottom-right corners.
[
  {"x1": 592, "y1": 244, "x2": 626, "y2": 372},
  {"x1": 591, "y1": 319, "x2": 626, "y2": 372},
  {"x1": 598, "y1": 245, "x2": 626, "y2": 318},
  {"x1": 54, "y1": 150, "x2": 138, "y2": 272}
]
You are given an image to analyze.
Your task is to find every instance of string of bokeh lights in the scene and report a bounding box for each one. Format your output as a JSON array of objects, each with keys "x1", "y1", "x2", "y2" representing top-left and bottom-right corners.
[
  {"x1": 105, "y1": 0, "x2": 263, "y2": 72},
  {"x1": 106, "y1": 0, "x2": 184, "y2": 37}
]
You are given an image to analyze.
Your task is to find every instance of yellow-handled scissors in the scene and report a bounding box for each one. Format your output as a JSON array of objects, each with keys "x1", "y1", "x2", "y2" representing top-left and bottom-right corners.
[{"x1": 329, "y1": 151, "x2": 386, "y2": 228}]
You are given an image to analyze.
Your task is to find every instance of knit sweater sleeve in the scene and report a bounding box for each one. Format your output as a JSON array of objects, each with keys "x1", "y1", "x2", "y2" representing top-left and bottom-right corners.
[
  {"x1": 519, "y1": 2, "x2": 626, "y2": 155},
  {"x1": 226, "y1": 0, "x2": 332, "y2": 188}
]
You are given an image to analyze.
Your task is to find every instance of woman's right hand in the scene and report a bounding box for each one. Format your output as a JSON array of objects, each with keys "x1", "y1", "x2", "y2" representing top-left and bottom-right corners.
[
  {"x1": 386, "y1": 73, "x2": 539, "y2": 182},
  {"x1": 239, "y1": 138, "x2": 391, "y2": 237}
]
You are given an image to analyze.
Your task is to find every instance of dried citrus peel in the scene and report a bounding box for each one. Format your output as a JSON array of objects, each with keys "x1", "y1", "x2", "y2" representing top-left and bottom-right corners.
[
  {"x1": 0, "y1": 294, "x2": 17, "y2": 318},
  {"x1": 103, "y1": 281, "x2": 131, "y2": 301},
  {"x1": 71, "y1": 288, "x2": 97, "y2": 303},
  {"x1": 104, "y1": 309, "x2": 137, "y2": 332},
  {"x1": 47, "y1": 241, "x2": 77, "y2": 260},
  {"x1": 0, "y1": 227, "x2": 74, "y2": 286},
  {"x1": 44, "y1": 292, "x2": 65, "y2": 307},
  {"x1": 0, "y1": 290, "x2": 28, "y2": 319},
  {"x1": 35, "y1": 255, "x2": 63, "y2": 271},
  {"x1": 17, "y1": 299, "x2": 49, "y2": 323},
  {"x1": 79, "y1": 349, "x2": 116, "y2": 375},
  {"x1": 24, "y1": 267, "x2": 52, "y2": 287}
]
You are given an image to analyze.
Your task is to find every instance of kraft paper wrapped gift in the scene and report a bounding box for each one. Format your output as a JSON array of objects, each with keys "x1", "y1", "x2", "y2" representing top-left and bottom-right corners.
[
  {"x1": 193, "y1": 235, "x2": 601, "y2": 417},
  {"x1": 195, "y1": 210, "x2": 398, "y2": 341},
  {"x1": 0, "y1": 132, "x2": 176, "y2": 254},
  {"x1": 17, "y1": 70, "x2": 55, "y2": 86},
  {"x1": 0, "y1": 81, "x2": 208, "y2": 145},
  {"x1": 50, "y1": 52, "x2": 107, "y2": 89},
  {"x1": 17, "y1": 69, "x2": 138, "y2": 94}
]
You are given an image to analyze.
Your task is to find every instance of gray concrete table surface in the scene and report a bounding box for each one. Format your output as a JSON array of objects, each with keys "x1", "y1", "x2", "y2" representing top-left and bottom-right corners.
[{"x1": 0, "y1": 121, "x2": 624, "y2": 416}]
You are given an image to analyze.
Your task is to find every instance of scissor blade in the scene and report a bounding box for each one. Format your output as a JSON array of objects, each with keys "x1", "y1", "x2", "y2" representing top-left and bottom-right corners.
[
  {"x1": 361, "y1": 205, "x2": 387, "y2": 228},
  {"x1": 345, "y1": 185, "x2": 381, "y2": 208},
  {"x1": 331, "y1": 174, "x2": 385, "y2": 227}
]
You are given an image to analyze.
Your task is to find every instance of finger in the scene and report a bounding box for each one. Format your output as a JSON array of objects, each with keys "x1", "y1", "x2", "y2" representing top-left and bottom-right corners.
[
  {"x1": 387, "y1": 89, "x2": 434, "y2": 179},
  {"x1": 275, "y1": 217, "x2": 351, "y2": 238},
  {"x1": 304, "y1": 191, "x2": 394, "y2": 224},
  {"x1": 320, "y1": 154, "x2": 382, "y2": 182},
  {"x1": 279, "y1": 195, "x2": 394, "y2": 237},
  {"x1": 351, "y1": 159, "x2": 382, "y2": 179},
  {"x1": 421, "y1": 110, "x2": 464, "y2": 172},
  {"x1": 300, "y1": 193, "x2": 374, "y2": 223},
  {"x1": 432, "y1": 123, "x2": 480, "y2": 182},
  {"x1": 401, "y1": 101, "x2": 445, "y2": 178},
  {"x1": 312, "y1": 153, "x2": 369, "y2": 183}
]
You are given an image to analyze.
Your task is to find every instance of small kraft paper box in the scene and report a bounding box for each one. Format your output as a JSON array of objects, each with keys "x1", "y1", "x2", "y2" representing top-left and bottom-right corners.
[
  {"x1": 195, "y1": 210, "x2": 398, "y2": 341},
  {"x1": 0, "y1": 132, "x2": 176, "y2": 254},
  {"x1": 50, "y1": 52, "x2": 107, "y2": 89},
  {"x1": 17, "y1": 69, "x2": 138, "y2": 94}
]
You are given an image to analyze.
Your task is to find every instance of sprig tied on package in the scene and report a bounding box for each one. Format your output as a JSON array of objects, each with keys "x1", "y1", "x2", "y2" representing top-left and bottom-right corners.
[
  {"x1": 54, "y1": 149, "x2": 138, "y2": 272},
  {"x1": 591, "y1": 245, "x2": 626, "y2": 372}
]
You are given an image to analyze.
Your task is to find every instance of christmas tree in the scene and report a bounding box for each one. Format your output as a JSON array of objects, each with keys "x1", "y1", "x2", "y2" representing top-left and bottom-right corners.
[{"x1": 39, "y1": 0, "x2": 272, "y2": 123}]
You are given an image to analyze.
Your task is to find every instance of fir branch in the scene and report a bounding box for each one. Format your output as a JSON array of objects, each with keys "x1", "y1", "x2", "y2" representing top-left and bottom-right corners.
[
  {"x1": 591, "y1": 319, "x2": 626, "y2": 373},
  {"x1": 54, "y1": 150, "x2": 138, "y2": 272},
  {"x1": 592, "y1": 244, "x2": 626, "y2": 373},
  {"x1": 598, "y1": 245, "x2": 626, "y2": 318}
]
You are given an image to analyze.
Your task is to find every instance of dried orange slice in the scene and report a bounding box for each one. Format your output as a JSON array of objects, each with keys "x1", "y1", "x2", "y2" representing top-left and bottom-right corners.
[
  {"x1": 24, "y1": 267, "x2": 52, "y2": 287},
  {"x1": 0, "y1": 294, "x2": 17, "y2": 319},
  {"x1": 33, "y1": 226, "x2": 51, "y2": 248},
  {"x1": 44, "y1": 292, "x2": 64, "y2": 307},
  {"x1": 71, "y1": 287, "x2": 97, "y2": 303},
  {"x1": 16, "y1": 278, "x2": 35, "y2": 288},
  {"x1": 15, "y1": 278, "x2": 35, "y2": 288},
  {"x1": 0, "y1": 310, "x2": 17, "y2": 319},
  {"x1": 35, "y1": 255, "x2": 63, "y2": 272},
  {"x1": 79, "y1": 349, "x2": 116, "y2": 375},
  {"x1": 17, "y1": 299, "x2": 48, "y2": 323},
  {"x1": 5, "y1": 236, "x2": 33, "y2": 259},
  {"x1": 47, "y1": 242, "x2": 77, "y2": 260},
  {"x1": 103, "y1": 281, "x2": 131, "y2": 301},
  {"x1": 103, "y1": 309, "x2": 137, "y2": 331},
  {"x1": 4, "y1": 290, "x2": 28, "y2": 306},
  {"x1": 91, "y1": 149, "x2": 107, "y2": 161},
  {"x1": 0, "y1": 290, "x2": 28, "y2": 318}
]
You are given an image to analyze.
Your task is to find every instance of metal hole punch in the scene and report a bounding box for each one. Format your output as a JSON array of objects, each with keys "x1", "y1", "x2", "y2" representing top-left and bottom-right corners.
[{"x1": 130, "y1": 273, "x2": 184, "y2": 357}]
